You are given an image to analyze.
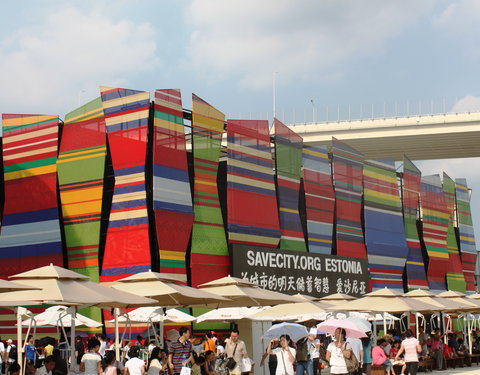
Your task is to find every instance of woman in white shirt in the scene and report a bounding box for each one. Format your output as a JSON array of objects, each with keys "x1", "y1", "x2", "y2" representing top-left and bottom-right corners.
[
  {"x1": 266, "y1": 335, "x2": 296, "y2": 375},
  {"x1": 80, "y1": 338, "x2": 102, "y2": 375},
  {"x1": 124, "y1": 347, "x2": 145, "y2": 375},
  {"x1": 325, "y1": 328, "x2": 352, "y2": 375}
]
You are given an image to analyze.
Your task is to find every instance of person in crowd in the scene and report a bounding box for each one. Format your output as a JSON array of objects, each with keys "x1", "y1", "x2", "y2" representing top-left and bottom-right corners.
[
  {"x1": 43, "y1": 341, "x2": 54, "y2": 358},
  {"x1": 5, "y1": 339, "x2": 16, "y2": 374},
  {"x1": 168, "y1": 327, "x2": 194, "y2": 375},
  {"x1": 346, "y1": 335, "x2": 363, "y2": 375},
  {"x1": 308, "y1": 329, "x2": 321, "y2": 375},
  {"x1": 266, "y1": 335, "x2": 296, "y2": 375},
  {"x1": 134, "y1": 337, "x2": 143, "y2": 348},
  {"x1": 52, "y1": 349, "x2": 67, "y2": 375},
  {"x1": 216, "y1": 340, "x2": 225, "y2": 358},
  {"x1": 36, "y1": 356, "x2": 56, "y2": 375},
  {"x1": 7, "y1": 363, "x2": 20, "y2": 375},
  {"x1": 457, "y1": 338, "x2": 468, "y2": 357},
  {"x1": 0, "y1": 335, "x2": 5, "y2": 374},
  {"x1": 390, "y1": 341, "x2": 405, "y2": 375},
  {"x1": 24, "y1": 335, "x2": 36, "y2": 366},
  {"x1": 147, "y1": 341, "x2": 156, "y2": 357},
  {"x1": 192, "y1": 356, "x2": 205, "y2": 375},
  {"x1": 122, "y1": 341, "x2": 131, "y2": 363},
  {"x1": 124, "y1": 347, "x2": 145, "y2": 375},
  {"x1": 295, "y1": 335, "x2": 312, "y2": 375},
  {"x1": 203, "y1": 333, "x2": 216, "y2": 355},
  {"x1": 382, "y1": 335, "x2": 392, "y2": 357},
  {"x1": 102, "y1": 351, "x2": 118, "y2": 375},
  {"x1": 417, "y1": 327, "x2": 428, "y2": 357},
  {"x1": 361, "y1": 333, "x2": 372, "y2": 375},
  {"x1": 80, "y1": 337, "x2": 102, "y2": 375},
  {"x1": 224, "y1": 329, "x2": 247, "y2": 375},
  {"x1": 98, "y1": 335, "x2": 108, "y2": 358},
  {"x1": 395, "y1": 329, "x2": 421, "y2": 375},
  {"x1": 147, "y1": 347, "x2": 164, "y2": 375},
  {"x1": 260, "y1": 338, "x2": 278, "y2": 375},
  {"x1": 75, "y1": 336, "x2": 86, "y2": 366},
  {"x1": 203, "y1": 351, "x2": 216, "y2": 375},
  {"x1": 325, "y1": 328, "x2": 352, "y2": 375},
  {"x1": 427, "y1": 331, "x2": 444, "y2": 370},
  {"x1": 372, "y1": 339, "x2": 394, "y2": 375},
  {"x1": 447, "y1": 333, "x2": 459, "y2": 357}
]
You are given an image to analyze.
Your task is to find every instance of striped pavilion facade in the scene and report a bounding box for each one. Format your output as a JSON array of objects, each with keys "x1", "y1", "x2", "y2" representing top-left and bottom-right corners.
[{"x1": 0, "y1": 88, "x2": 477, "y2": 337}]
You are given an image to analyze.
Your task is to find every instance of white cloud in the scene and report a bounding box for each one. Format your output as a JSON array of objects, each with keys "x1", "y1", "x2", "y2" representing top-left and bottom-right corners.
[
  {"x1": 451, "y1": 95, "x2": 480, "y2": 113},
  {"x1": 433, "y1": 0, "x2": 480, "y2": 59},
  {"x1": 0, "y1": 5, "x2": 158, "y2": 116},
  {"x1": 185, "y1": 0, "x2": 435, "y2": 88}
]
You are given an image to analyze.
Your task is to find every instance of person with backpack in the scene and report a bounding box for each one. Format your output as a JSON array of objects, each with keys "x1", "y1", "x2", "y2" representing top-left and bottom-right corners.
[
  {"x1": 295, "y1": 336, "x2": 312, "y2": 375},
  {"x1": 5, "y1": 339, "x2": 17, "y2": 374}
]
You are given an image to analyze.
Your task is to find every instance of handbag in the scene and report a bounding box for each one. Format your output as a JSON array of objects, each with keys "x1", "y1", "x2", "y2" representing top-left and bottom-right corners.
[
  {"x1": 240, "y1": 357, "x2": 253, "y2": 373},
  {"x1": 225, "y1": 343, "x2": 238, "y2": 370},
  {"x1": 180, "y1": 367, "x2": 191, "y2": 375},
  {"x1": 343, "y1": 342, "x2": 359, "y2": 373}
]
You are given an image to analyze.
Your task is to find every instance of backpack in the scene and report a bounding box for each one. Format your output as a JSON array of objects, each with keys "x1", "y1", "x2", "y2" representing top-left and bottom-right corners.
[
  {"x1": 8, "y1": 345, "x2": 17, "y2": 360},
  {"x1": 296, "y1": 338, "x2": 309, "y2": 362}
]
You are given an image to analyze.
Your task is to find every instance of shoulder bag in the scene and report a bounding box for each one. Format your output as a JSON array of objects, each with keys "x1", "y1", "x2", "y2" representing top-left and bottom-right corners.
[
  {"x1": 225, "y1": 343, "x2": 238, "y2": 370},
  {"x1": 343, "y1": 342, "x2": 359, "y2": 373}
]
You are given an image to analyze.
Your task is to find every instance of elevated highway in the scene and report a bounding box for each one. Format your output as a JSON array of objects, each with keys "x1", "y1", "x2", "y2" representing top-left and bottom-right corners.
[{"x1": 288, "y1": 112, "x2": 480, "y2": 161}]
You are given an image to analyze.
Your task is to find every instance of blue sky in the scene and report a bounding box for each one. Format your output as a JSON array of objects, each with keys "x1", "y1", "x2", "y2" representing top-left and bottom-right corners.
[{"x1": 1, "y1": 0, "x2": 480, "y2": 246}]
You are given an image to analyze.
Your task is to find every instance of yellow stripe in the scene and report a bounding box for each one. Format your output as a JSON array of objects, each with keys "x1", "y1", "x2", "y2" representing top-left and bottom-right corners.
[
  {"x1": 62, "y1": 200, "x2": 102, "y2": 217},
  {"x1": 363, "y1": 168, "x2": 397, "y2": 184},
  {"x1": 227, "y1": 174, "x2": 275, "y2": 191},
  {"x1": 59, "y1": 146, "x2": 106, "y2": 158},
  {"x1": 280, "y1": 208, "x2": 299, "y2": 214},
  {"x1": 154, "y1": 118, "x2": 184, "y2": 134},
  {"x1": 303, "y1": 148, "x2": 328, "y2": 159},
  {"x1": 406, "y1": 261, "x2": 424, "y2": 266},
  {"x1": 64, "y1": 108, "x2": 103, "y2": 124},
  {"x1": 196, "y1": 180, "x2": 217, "y2": 187},
  {"x1": 228, "y1": 142, "x2": 271, "y2": 160},
  {"x1": 3, "y1": 126, "x2": 57, "y2": 145},
  {"x1": 5, "y1": 164, "x2": 56, "y2": 181},
  {"x1": 112, "y1": 191, "x2": 147, "y2": 203},
  {"x1": 102, "y1": 92, "x2": 149, "y2": 109},
  {"x1": 426, "y1": 250, "x2": 449, "y2": 259},
  {"x1": 3, "y1": 115, "x2": 57, "y2": 127},
  {"x1": 364, "y1": 188, "x2": 400, "y2": 203},
  {"x1": 308, "y1": 238, "x2": 332, "y2": 243},
  {"x1": 160, "y1": 250, "x2": 186, "y2": 261},
  {"x1": 116, "y1": 173, "x2": 144, "y2": 185},
  {"x1": 110, "y1": 208, "x2": 147, "y2": 221},
  {"x1": 57, "y1": 152, "x2": 105, "y2": 164},
  {"x1": 105, "y1": 109, "x2": 149, "y2": 127},
  {"x1": 60, "y1": 187, "x2": 103, "y2": 204}
]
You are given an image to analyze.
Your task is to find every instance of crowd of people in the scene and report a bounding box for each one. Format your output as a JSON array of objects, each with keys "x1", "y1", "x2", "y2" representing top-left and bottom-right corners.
[{"x1": 4, "y1": 325, "x2": 480, "y2": 375}]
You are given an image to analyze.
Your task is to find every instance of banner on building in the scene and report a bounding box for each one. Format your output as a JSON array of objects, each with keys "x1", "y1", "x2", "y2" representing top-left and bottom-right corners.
[{"x1": 231, "y1": 244, "x2": 369, "y2": 298}]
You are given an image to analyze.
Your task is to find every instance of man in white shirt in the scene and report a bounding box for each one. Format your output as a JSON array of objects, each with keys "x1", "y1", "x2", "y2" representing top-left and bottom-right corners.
[
  {"x1": 346, "y1": 337, "x2": 363, "y2": 375},
  {"x1": 35, "y1": 356, "x2": 55, "y2": 375},
  {"x1": 0, "y1": 336, "x2": 5, "y2": 373}
]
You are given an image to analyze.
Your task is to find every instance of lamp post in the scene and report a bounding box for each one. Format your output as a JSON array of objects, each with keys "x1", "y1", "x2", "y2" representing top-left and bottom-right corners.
[{"x1": 310, "y1": 99, "x2": 316, "y2": 123}]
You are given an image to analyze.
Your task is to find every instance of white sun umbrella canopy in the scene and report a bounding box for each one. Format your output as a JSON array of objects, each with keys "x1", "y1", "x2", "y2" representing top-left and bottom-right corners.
[
  {"x1": 264, "y1": 322, "x2": 309, "y2": 342},
  {"x1": 249, "y1": 301, "x2": 331, "y2": 321},
  {"x1": 345, "y1": 316, "x2": 372, "y2": 332},
  {"x1": 22, "y1": 305, "x2": 102, "y2": 327},
  {"x1": 196, "y1": 307, "x2": 265, "y2": 323},
  {"x1": 113, "y1": 307, "x2": 195, "y2": 323}
]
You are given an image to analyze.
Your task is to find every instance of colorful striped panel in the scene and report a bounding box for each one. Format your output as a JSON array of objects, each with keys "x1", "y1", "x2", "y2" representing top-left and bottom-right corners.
[
  {"x1": 363, "y1": 158, "x2": 409, "y2": 290},
  {"x1": 153, "y1": 89, "x2": 194, "y2": 281},
  {"x1": 0, "y1": 114, "x2": 63, "y2": 278},
  {"x1": 190, "y1": 94, "x2": 229, "y2": 287},
  {"x1": 420, "y1": 174, "x2": 450, "y2": 292},
  {"x1": 443, "y1": 173, "x2": 467, "y2": 292},
  {"x1": 274, "y1": 118, "x2": 306, "y2": 251},
  {"x1": 331, "y1": 138, "x2": 367, "y2": 259},
  {"x1": 227, "y1": 119, "x2": 281, "y2": 247},
  {"x1": 57, "y1": 98, "x2": 107, "y2": 330},
  {"x1": 455, "y1": 178, "x2": 478, "y2": 293},
  {"x1": 99, "y1": 86, "x2": 151, "y2": 282},
  {"x1": 302, "y1": 145, "x2": 334, "y2": 254},
  {"x1": 402, "y1": 156, "x2": 428, "y2": 290}
]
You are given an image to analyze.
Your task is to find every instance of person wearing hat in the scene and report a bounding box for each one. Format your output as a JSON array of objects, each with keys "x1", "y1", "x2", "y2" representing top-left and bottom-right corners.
[{"x1": 308, "y1": 328, "x2": 321, "y2": 375}]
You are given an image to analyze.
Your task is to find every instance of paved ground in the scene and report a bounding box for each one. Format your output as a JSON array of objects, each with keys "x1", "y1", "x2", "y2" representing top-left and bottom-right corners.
[{"x1": 319, "y1": 364, "x2": 480, "y2": 375}]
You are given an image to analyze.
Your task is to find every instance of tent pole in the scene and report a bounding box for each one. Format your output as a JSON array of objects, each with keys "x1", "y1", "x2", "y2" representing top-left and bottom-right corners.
[
  {"x1": 70, "y1": 306, "x2": 77, "y2": 372},
  {"x1": 115, "y1": 308, "x2": 120, "y2": 362},
  {"x1": 16, "y1": 308, "x2": 23, "y2": 374}
]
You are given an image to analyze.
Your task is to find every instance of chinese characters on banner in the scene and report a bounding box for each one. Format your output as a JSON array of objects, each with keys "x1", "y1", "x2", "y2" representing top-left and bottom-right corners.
[{"x1": 231, "y1": 244, "x2": 369, "y2": 298}]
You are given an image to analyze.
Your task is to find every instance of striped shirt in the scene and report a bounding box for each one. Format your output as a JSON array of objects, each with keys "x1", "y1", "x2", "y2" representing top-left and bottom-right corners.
[{"x1": 170, "y1": 339, "x2": 193, "y2": 374}]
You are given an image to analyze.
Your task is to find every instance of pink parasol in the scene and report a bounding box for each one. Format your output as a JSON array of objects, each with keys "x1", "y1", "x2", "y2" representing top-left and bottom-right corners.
[{"x1": 317, "y1": 318, "x2": 368, "y2": 339}]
